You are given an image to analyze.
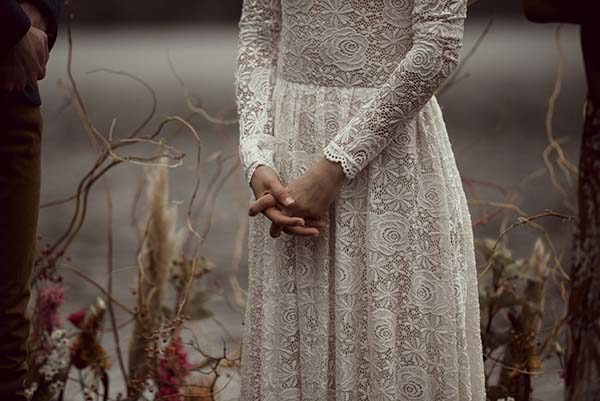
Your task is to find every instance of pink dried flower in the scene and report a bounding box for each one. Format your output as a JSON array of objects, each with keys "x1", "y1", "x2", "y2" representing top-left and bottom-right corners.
[
  {"x1": 33, "y1": 282, "x2": 65, "y2": 336},
  {"x1": 158, "y1": 333, "x2": 192, "y2": 400},
  {"x1": 68, "y1": 298, "x2": 111, "y2": 372},
  {"x1": 68, "y1": 308, "x2": 87, "y2": 328}
]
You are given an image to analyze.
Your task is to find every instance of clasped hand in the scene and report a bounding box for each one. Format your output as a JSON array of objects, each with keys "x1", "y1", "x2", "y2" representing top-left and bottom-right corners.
[
  {"x1": 0, "y1": 2, "x2": 49, "y2": 92},
  {"x1": 248, "y1": 158, "x2": 346, "y2": 238}
]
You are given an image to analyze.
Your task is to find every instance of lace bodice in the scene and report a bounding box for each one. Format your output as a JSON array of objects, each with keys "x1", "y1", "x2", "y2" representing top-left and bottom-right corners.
[
  {"x1": 235, "y1": 0, "x2": 467, "y2": 185},
  {"x1": 280, "y1": 0, "x2": 439, "y2": 88}
]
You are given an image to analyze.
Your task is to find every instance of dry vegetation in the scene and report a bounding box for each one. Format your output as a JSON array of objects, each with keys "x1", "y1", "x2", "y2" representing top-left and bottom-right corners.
[{"x1": 24, "y1": 6, "x2": 583, "y2": 401}]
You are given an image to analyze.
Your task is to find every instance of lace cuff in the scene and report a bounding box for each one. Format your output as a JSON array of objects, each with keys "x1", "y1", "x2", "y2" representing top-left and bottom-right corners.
[
  {"x1": 323, "y1": 141, "x2": 359, "y2": 182},
  {"x1": 239, "y1": 133, "x2": 278, "y2": 185}
]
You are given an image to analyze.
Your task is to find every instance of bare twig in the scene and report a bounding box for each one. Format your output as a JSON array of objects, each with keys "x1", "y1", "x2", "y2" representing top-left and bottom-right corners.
[
  {"x1": 477, "y1": 210, "x2": 575, "y2": 281},
  {"x1": 103, "y1": 177, "x2": 129, "y2": 383}
]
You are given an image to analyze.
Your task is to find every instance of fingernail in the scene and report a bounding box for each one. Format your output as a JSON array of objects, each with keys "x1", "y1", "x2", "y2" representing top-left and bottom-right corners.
[{"x1": 284, "y1": 196, "x2": 295, "y2": 206}]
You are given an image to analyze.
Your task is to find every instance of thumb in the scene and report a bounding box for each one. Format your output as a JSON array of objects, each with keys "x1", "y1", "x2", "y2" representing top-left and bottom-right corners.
[{"x1": 269, "y1": 180, "x2": 295, "y2": 207}]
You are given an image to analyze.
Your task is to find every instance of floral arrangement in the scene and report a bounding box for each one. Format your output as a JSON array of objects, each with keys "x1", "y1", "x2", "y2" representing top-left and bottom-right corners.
[{"x1": 28, "y1": 156, "x2": 236, "y2": 401}]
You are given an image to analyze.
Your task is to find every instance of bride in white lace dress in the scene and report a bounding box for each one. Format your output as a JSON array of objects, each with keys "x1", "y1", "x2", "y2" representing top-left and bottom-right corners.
[{"x1": 234, "y1": 0, "x2": 486, "y2": 399}]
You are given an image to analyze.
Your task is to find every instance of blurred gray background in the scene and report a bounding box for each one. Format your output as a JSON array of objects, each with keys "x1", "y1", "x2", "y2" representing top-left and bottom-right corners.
[
  {"x1": 57, "y1": 0, "x2": 527, "y2": 23},
  {"x1": 36, "y1": 0, "x2": 583, "y2": 399}
]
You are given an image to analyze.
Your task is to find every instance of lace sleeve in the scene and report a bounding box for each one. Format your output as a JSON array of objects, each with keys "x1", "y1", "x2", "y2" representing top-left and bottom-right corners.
[
  {"x1": 322, "y1": 0, "x2": 467, "y2": 181},
  {"x1": 235, "y1": 0, "x2": 282, "y2": 186}
]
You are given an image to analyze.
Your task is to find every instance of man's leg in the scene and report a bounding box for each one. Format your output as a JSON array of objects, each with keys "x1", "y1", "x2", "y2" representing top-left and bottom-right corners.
[
  {"x1": 0, "y1": 102, "x2": 42, "y2": 400},
  {"x1": 565, "y1": 22, "x2": 600, "y2": 401}
]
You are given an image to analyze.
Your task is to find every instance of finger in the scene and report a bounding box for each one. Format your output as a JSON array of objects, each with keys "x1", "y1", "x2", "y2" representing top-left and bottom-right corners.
[
  {"x1": 33, "y1": 32, "x2": 45, "y2": 62},
  {"x1": 37, "y1": 64, "x2": 46, "y2": 80},
  {"x1": 42, "y1": 33, "x2": 49, "y2": 63},
  {"x1": 249, "y1": 193, "x2": 277, "y2": 216},
  {"x1": 269, "y1": 223, "x2": 283, "y2": 238},
  {"x1": 23, "y1": 63, "x2": 37, "y2": 86},
  {"x1": 304, "y1": 218, "x2": 328, "y2": 229},
  {"x1": 32, "y1": 67, "x2": 43, "y2": 83},
  {"x1": 282, "y1": 225, "x2": 320, "y2": 237},
  {"x1": 269, "y1": 221, "x2": 318, "y2": 238},
  {"x1": 33, "y1": 30, "x2": 48, "y2": 68},
  {"x1": 269, "y1": 180, "x2": 296, "y2": 208},
  {"x1": 264, "y1": 207, "x2": 305, "y2": 227},
  {"x1": 38, "y1": 30, "x2": 48, "y2": 51}
]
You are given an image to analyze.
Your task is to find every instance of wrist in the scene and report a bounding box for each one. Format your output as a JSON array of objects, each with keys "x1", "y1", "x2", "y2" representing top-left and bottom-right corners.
[
  {"x1": 250, "y1": 164, "x2": 278, "y2": 198},
  {"x1": 318, "y1": 157, "x2": 346, "y2": 184}
]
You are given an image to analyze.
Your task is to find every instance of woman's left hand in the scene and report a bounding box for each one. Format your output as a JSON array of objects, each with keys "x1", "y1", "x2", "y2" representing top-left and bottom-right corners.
[{"x1": 269, "y1": 157, "x2": 347, "y2": 237}]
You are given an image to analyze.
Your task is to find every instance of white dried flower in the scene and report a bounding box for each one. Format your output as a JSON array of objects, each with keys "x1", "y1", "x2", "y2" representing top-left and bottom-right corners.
[
  {"x1": 49, "y1": 380, "x2": 65, "y2": 394},
  {"x1": 24, "y1": 382, "x2": 38, "y2": 401},
  {"x1": 50, "y1": 329, "x2": 66, "y2": 342}
]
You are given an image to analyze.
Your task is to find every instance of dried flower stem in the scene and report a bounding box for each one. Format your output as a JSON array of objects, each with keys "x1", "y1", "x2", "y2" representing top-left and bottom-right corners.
[{"x1": 103, "y1": 178, "x2": 129, "y2": 384}]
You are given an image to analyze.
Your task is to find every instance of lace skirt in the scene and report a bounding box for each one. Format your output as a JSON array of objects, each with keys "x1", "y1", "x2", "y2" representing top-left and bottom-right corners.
[{"x1": 240, "y1": 78, "x2": 487, "y2": 401}]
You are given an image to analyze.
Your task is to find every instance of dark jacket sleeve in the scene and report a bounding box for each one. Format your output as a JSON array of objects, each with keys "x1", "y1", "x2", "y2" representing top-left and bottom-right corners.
[
  {"x1": 25, "y1": 0, "x2": 61, "y2": 50},
  {"x1": 0, "y1": 0, "x2": 32, "y2": 57}
]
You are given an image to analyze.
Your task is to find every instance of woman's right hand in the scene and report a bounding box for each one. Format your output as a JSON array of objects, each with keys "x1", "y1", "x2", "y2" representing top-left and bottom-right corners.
[{"x1": 249, "y1": 165, "x2": 326, "y2": 238}]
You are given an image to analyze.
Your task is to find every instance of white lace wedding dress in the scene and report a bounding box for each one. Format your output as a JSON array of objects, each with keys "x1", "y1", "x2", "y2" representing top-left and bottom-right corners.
[{"x1": 235, "y1": 0, "x2": 486, "y2": 400}]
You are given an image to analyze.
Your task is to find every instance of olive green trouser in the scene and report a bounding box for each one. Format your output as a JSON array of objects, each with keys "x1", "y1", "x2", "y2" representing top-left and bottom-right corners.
[{"x1": 0, "y1": 102, "x2": 42, "y2": 400}]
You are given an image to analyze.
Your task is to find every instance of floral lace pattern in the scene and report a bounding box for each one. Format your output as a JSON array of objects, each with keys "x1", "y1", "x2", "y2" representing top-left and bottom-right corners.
[{"x1": 235, "y1": 1, "x2": 486, "y2": 400}]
